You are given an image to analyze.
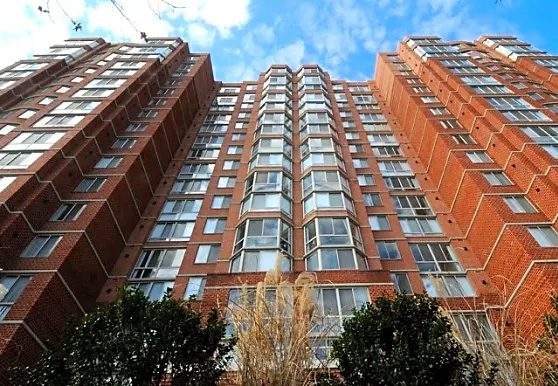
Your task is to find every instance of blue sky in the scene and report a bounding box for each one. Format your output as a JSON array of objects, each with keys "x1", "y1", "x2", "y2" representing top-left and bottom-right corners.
[{"x1": 1, "y1": 0, "x2": 557, "y2": 81}]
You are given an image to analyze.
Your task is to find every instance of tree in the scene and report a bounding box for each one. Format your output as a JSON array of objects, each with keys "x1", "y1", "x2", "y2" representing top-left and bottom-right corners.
[
  {"x1": 331, "y1": 294, "x2": 497, "y2": 386},
  {"x1": 11, "y1": 288, "x2": 233, "y2": 386}
]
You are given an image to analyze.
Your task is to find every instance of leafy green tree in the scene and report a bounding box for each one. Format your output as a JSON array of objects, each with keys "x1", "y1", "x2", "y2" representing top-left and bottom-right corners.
[
  {"x1": 331, "y1": 294, "x2": 497, "y2": 386},
  {"x1": 11, "y1": 288, "x2": 232, "y2": 386},
  {"x1": 540, "y1": 295, "x2": 558, "y2": 353}
]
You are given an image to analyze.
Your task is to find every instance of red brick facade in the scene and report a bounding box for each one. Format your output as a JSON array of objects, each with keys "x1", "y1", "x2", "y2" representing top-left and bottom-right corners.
[{"x1": 0, "y1": 35, "x2": 556, "y2": 382}]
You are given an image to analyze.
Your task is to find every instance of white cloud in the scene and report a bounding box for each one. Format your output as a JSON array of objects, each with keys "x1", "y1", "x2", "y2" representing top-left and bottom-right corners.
[
  {"x1": 172, "y1": 0, "x2": 251, "y2": 38},
  {"x1": 222, "y1": 35, "x2": 305, "y2": 81},
  {"x1": 0, "y1": 0, "x2": 253, "y2": 69},
  {"x1": 297, "y1": 0, "x2": 388, "y2": 76},
  {"x1": 0, "y1": 0, "x2": 85, "y2": 69},
  {"x1": 186, "y1": 22, "x2": 217, "y2": 48},
  {"x1": 410, "y1": 0, "x2": 514, "y2": 42}
]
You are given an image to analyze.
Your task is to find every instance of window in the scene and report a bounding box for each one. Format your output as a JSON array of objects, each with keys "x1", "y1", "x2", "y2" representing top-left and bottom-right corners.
[
  {"x1": 0, "y1": 176, "x2": 16, "y2": 192},
  {"x1": 486, "y1": 96, "x2": 533, "y2": 110},
  {"x1": 131, "y1": 281, "x2": 174, "y2": 301},
  {"x1": 413, "y1": 87, "x2": 429, "y2": 93},
  {"x1": 21, "y1": 235, "x2": 62, "y2": 257},
  {"x1": 150, "y1": 221, "x2": 195, "y2": 241},
  {"x1": 392, "y1": 195, "x2": 433, "y2": 216},
  {"x1": 177, "y1": 163, "x2": 215, "y2": 179},
  {"x1": 194, "y1": 244, "x2": 220, "y2": 264},
  {"x1": 4, "y1": 132, "x2": 64, "y2": 151},
  {"x1": 378, "y1": 160, "x2": 412, "y2": 176},
  {"x1": 74, "y1": 177, "x2": 106, "y2": 192},
  {"x1": 357, "y1": 174, "x2": 375, "y2": 186},
  {"x1": 391, "y1": 273, "x2": 412, "y2": 294},
  {"x1": 422, "y1": 275, "x2": 474, "y2": 297},
  {"x1": 227, "y1": 146, "x2": 243, "y2": 155},
  {"x1": 184, "y1": 277, "x2": 206, "y2": 299},
  {"x1": 138, "y1": 110, "x2": 158, "y2": 118},
  {"x1": 452, "y1": 313, "x2": 497, "y2": 343},
  {"x1": 369, "y1": 215, "x2": 390, "y2": 231},
  {"x1": 56, "y1": 86, "x2": 70, "y2": 93},
  {"x1": 223, "y1": 160, "x2": 240, "y2": 170},
  {"x1": 439, "y1": 119, "x2": 462, "y2": 129},
  {"x1": 363, "y1": 193, "x2": 382, "y2": 207},
  {"x1": 359, "y1": 113, "x2": 385, "y2": 122},
  {"x1": 306, "y1": 248, "x2": 366, "y2": 271},
  {"x1": 172, "y1": 178, "x2": 210, "y2": 194},
  {"x1": 112, "y1": 138, "x2": 136, "y2": 149},
  {"x1": 520, "y1": 126, "x2": 558, "y2": 144},
  {"x1": 466, "y1": 151, "x2": 492, "y2": 163},
  {"x1": 85, "y1": 78, "x2": 126, "y2": 88},
  {"x1": 399, "y1": 218, "x2": 442, "y2": 235},
  {"x1": 372, "y1": 146, "x2": 402, "y2": 157},
  {"x1": 349, "y1": 144, "x2": 364, "y2": 153},
  {"x1": 304, "y1": 217, "x2": 363, "y2": 252},
  {"x1": 95, "y1": 156, "x2": 122, "y2": 168},
  {"x1": 158, "y1": 199, "x2": 202, "y2": 221},
  {"x1": 543, "y1": 144, "x2": 558, "y2": 158},
  {"x1": 302, "y1": 171, "x2": 348, "y2": 196},
  {"x1": 300, "y1": 138, "x2": 337, "y2": 156},
  {"x1": 301, "y1": 153, "x2": 341, "y2": 171},
  {"x1": 528, "y1": 226, "x2": 558, "y2": 247},
  {"x1": 218, "y1": 176, "x2": 236, "y2": 188},
  {"x1": 368, "y1": 134, "x2": 397, "y2": 144},
  {"x1": 410, "y1": 243, "x2": 462, "y2": 272},
  {"x1": 452, "y1": 134, "x2": 475, "y2": 145},
  {"x1": 353, "y1": 158, "x2": 369, "y2": 168},
  {"x1": 383, "y1": 176, "x2": 419, "y2": 190},
  {"x1": 430, "y1": 107, "x2": 449, "y2": 116},
  {"x1": 73, "y1": 88, "x2": 114, "y2": 98},
  {"x1": 303, "y1": 192, "x2": 353, "y2": 215},
  {"x1": 0, "y1": 80, "x2": 15, "y2": 90},
  {"x1": 314, "y1": 287, "x2": 369, "y2": 333},
  {"x1": 502, "y1": 110, "x2": 550, "y2": 122},
  {"x1": 0, "y1": 152, "x2": 42, "y2": 169},
  {"x1": 231, "y1": 250, "x2": 290, "y2": 273},
  {"x1": 0, "y1": 124, "x2": 16, "y2": 135},
  {"x1": 503, "y1": 196, "x2": 537, "y2": 213},
  {"x1": 421, "y1": 96, "x2": 439, "y2": 103},
  {"x1": 203, "y1": 218, "x2": 226, "y2": 234},
  {"x1": 0, "y1": 276, "x2": 32, "y2": 320},
  {"x1": 377, "y1": 241, "x2": 400, "y2": 259},
  {"x1": 33, "y1": 114, "x2": 84, "y2": 127},
  {"x1": 234, "y1": 218, "x2": 292, "y2": 254},
  {"x1": 50, "y1": 203, "x2": 85, "y2": 221},
  {"x1": 242, "y1": 193, "x2": 291, "y2": 215},
  {"x1": 130, "y1": 249, "x2": 185, "y2": 279},
  {"x1": 195, "y1": 135, "x2": 224, "y2": 146},
  {"x1": 212, "y1": 195, "x2": 231, "y2": 209},
  {"x1": 482, "y1": 171, "x2": 513, "y2": 186},
  {"x1": 461, "y1": 76, "x2": 500, "y2": 86},
  {"x1": 39, "y1": 97, "x2": 55, "y2": 105},
  {"x1": 470, "y1": 85, "x2": 511, "y2": 94},
  {"x1": 52, "y1": 101, "x2": 100, "y2": 114}
]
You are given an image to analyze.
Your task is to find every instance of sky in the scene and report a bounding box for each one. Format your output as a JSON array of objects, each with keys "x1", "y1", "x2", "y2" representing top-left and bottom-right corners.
[{"x1": 0, "y1": 0, "x2": 557, "y2": 82}]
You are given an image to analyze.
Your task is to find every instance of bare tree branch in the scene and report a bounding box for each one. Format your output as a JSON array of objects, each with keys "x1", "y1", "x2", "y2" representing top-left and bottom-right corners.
[{"x1": 35, "y1": 0, "x2": 190, "y2": 42}]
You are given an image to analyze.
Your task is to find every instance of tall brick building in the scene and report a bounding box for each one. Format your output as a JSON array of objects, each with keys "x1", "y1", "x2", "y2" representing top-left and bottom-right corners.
[{"x1": 0, "y1": 35, "x2": 556, "y2": 379}]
